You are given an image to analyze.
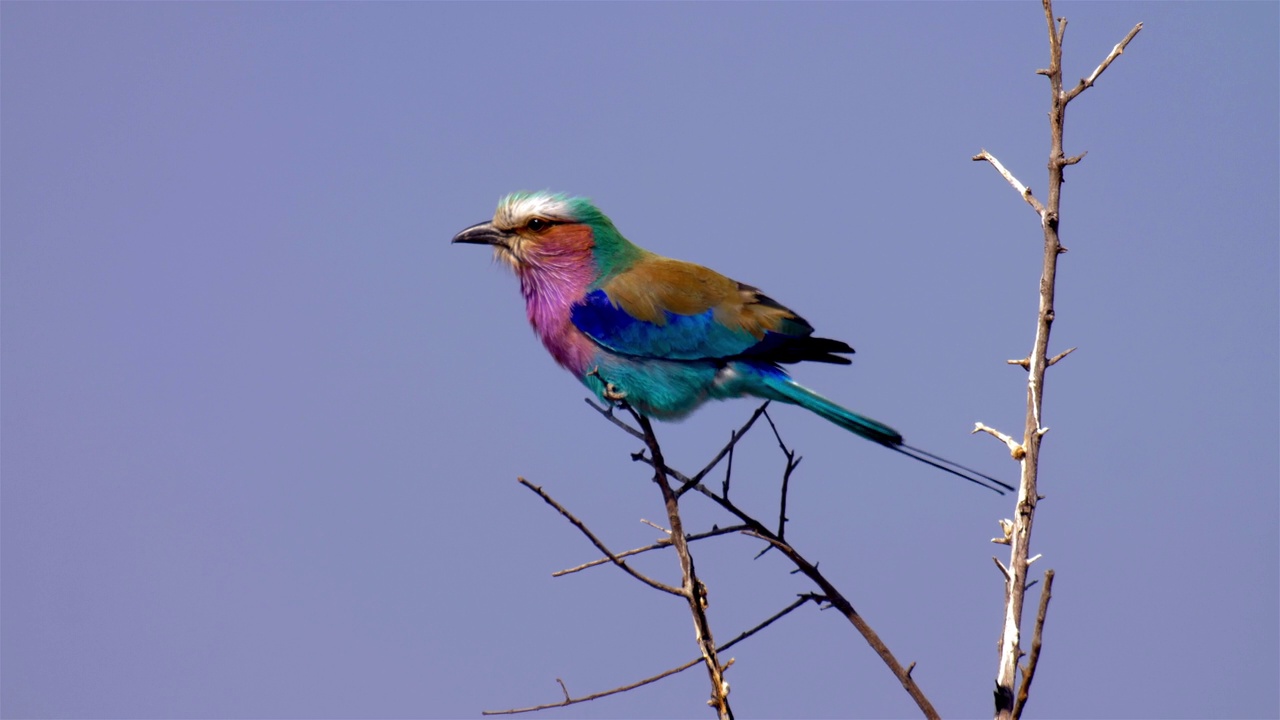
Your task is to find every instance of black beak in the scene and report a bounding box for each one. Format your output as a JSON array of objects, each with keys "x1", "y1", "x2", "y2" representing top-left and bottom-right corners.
[{"x1": 451, "y1": 221, "x2": 508, "y2": 247}]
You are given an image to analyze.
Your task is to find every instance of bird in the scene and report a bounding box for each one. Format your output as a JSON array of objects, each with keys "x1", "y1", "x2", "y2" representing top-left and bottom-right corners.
[{"x1": 453, "y1": 191, "x2": 1012, "y2": 493}]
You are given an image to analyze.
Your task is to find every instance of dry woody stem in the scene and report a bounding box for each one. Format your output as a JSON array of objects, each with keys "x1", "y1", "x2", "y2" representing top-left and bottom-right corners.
[
  {"x1": 633, "y1": 412, "x2": 734, "y2": 719},
  {"x1": 496, "y1": 398, "x2": 942, "y2": 718},
  {"x1": 975, "y1": 4, "x2": 1141, "y2": 720}
]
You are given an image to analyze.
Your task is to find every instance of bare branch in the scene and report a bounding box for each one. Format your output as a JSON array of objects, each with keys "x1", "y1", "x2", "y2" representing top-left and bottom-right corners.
[
  {"x1": 630, "y1": 411, "x2": 732, "y2": 719},
  {"x1": 973, "y1": 423, "x2": 1027, "y2": 460},
  {"x1": 972, "y1": 150, "x2": 1047, "y2": 218},
  {"x1": 761, "y1": 408, "x2": 802, "y2": 539},
  {"x1": 485, "y1": 659, "x2": 701, "y2": 716},
  {"x1": 641, "y1": 518, "x2": 671, "y2": 535},
  {"x1": 745, "y1": 530, "x2": 941, "y2": 720},
  {"x1": 482, "y1": 595, "x2": 818, "y2": 716},
  {"x1": 1013, "y1": 570, "x2": 1055, "y2": 720},
  {"x1": 552, "y1": 524, "x2": 750, "y2": 578},
  {"x1": 601, "y1": 405, "x2": 941, "y2": 718},
  {"x1": 518, "y1": 477, "x2": 683, "y2": 597},
  {"x1": 721, "y1": 432, "x2": 736, "y2": 497},
  {"x1": 992, "y1": 5, "x2": 1137, "y2": 719},
  {"x1": 1065, "y1": 23, "x2": 1144, "y2": 102},
  {"x1": 584, "y1": 398, "x2": 645, "y2": 441},
  {"x1": 677, "y1": 402, "x2": 770, "y2": 498}
]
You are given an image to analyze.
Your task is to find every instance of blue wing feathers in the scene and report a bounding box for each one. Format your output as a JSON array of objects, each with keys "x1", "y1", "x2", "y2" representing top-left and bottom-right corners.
[
  {"x1": 571, "y1": 289, "x2": 854, "y2": 365},
  {"x1": 571, "y1": 289, "x2": 757, "y2": 360}
]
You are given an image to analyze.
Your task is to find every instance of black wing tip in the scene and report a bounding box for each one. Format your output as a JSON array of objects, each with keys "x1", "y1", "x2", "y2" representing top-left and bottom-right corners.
[{"x1": 753, "y1": 335, "x2": 855, "y2": 365}]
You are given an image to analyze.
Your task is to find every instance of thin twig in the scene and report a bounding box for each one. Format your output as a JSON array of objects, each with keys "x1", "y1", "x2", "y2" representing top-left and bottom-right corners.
[
  {"x1": 1065, "y1": 23, "x2": 1144, "y2": 102},
  {"x1": 1012, "y1": 569, "x2": 1055, "y2": 719},
  {"x1": 641, "y1": 518, "x2": 671, "y2": 534},
  {"x1": 972, "y1": 150, "x2": 1047, "y2": 218},
  {"x1": 552, "y1": 524, "x2": 749, "y2": 577},
  {"x1": 677, "y1": 402, "x2": 770, "y2": 498},
  {"x1": 762, "y1": 408, "x2": 802, "y2": 540},
  {"x1": 518, "y1": 478, "x2": 683, "y2": 597},
  {"x1": 745, "y1": 531, "x2": 941, "y2": 720},
  {"x1": 721, "y1": 432, "x2": 735, "y2": 497},
  {"x1": 482, "y1": 595, "x2": 819, "y2": 716},
  {"x1": 584, "y1": 398, "x2": 645, "y2": 441}
]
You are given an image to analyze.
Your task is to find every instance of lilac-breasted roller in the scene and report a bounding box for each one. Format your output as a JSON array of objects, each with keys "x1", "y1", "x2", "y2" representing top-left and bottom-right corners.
[{"x1": 453, "y1": 191, "x2": 1011, "y2": 493}]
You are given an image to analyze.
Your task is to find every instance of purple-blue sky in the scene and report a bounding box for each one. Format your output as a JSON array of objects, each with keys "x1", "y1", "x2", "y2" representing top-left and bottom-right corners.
[{"x1": 3, "y1": 3, "x2": 1277, "y2": 719}]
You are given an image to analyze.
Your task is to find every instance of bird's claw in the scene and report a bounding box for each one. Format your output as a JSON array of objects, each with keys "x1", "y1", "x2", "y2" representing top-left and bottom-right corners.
[
  {"x1": 602, "y1": 382, "x2": 627, "y2": 403},
  {"x1": 588, "y1": 366, "x2": 629, "y2": 405}
]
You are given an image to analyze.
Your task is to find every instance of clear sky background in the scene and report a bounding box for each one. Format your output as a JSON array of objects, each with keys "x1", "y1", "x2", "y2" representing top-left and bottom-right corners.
[{"x1": 3, "y1": 3, "x2": 1277, "y2": 719}]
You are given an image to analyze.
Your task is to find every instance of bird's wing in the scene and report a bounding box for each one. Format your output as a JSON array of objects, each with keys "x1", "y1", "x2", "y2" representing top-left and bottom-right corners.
[{"x1": 570, "y1": 257, "x2": 854, "y2": 364}]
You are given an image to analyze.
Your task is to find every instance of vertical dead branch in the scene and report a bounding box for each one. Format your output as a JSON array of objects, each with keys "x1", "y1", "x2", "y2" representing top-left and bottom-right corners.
[{"x1": 976, "y1": 4, "x2": 1141, "y2": 719}]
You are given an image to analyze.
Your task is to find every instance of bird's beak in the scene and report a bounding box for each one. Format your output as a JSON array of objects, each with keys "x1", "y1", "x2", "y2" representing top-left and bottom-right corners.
[{"x1": 451, "y1": 221, "x2": 509, "y2": 247}]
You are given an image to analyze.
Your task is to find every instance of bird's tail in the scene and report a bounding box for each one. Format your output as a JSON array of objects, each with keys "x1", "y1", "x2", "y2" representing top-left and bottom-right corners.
[
  {"x1": 758, "y1": 373, "x2": 1014, "y2": 494},
  {"x1": 760, "y1": 374, "x2": 904, "y2": 446}
]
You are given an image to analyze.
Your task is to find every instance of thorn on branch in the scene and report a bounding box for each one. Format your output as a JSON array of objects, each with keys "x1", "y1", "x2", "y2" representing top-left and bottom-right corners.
[
  {"x1": 1047, "y1": 347, "x2": 1077, "y2": 366},
  {"x1": 642, "y1": 518, "x2": 671, "y2": 535},
  {"x1": 1007, "y1": 357, "x2": 1031, "y2": 369},
  {"x1": 993, "y1": 556, "x2": 1011, "y2": 580},
  {"x1": 556, "y1": 678, "x2": 570, "y2": 702}
]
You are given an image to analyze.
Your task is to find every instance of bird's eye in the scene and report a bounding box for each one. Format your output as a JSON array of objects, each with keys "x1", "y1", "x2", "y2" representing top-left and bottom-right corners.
[{"x1": 527, "y1": 218, "x2": 550, "y2": 232}]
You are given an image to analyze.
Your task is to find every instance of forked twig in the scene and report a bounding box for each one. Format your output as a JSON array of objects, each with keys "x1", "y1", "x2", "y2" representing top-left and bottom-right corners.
[
  {"x1": 1012, "y1": 569, "x2": 1055, "y2": 719},
  {"x1": 518, "y1": 478, "x2": 682, "y2": 597},
  {"x1": 553, "y1": 524, "x2": 749, "y2": 577},
  {"x1": 481, "y1": 592, "x2": 819, "y2": 715}
]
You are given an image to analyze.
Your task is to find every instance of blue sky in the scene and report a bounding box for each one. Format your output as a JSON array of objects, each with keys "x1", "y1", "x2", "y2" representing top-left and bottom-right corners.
[{"x1": 3, "y1": 2, "x2": 1276, "y2": 718}]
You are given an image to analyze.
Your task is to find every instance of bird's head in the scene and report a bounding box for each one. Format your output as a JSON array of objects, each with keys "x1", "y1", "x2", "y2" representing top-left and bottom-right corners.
[{"x1": 452, "y1": 192, "x2": 642, "y2": 277}]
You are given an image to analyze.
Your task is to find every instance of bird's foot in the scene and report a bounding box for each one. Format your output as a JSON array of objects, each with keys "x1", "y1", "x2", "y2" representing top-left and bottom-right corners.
[
  {"x1": 602, "y1": 382, "x2": 627, "y2": 403},
  {"x1": 588, "y1": 367, "x2": 629, "y2": 406}
]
